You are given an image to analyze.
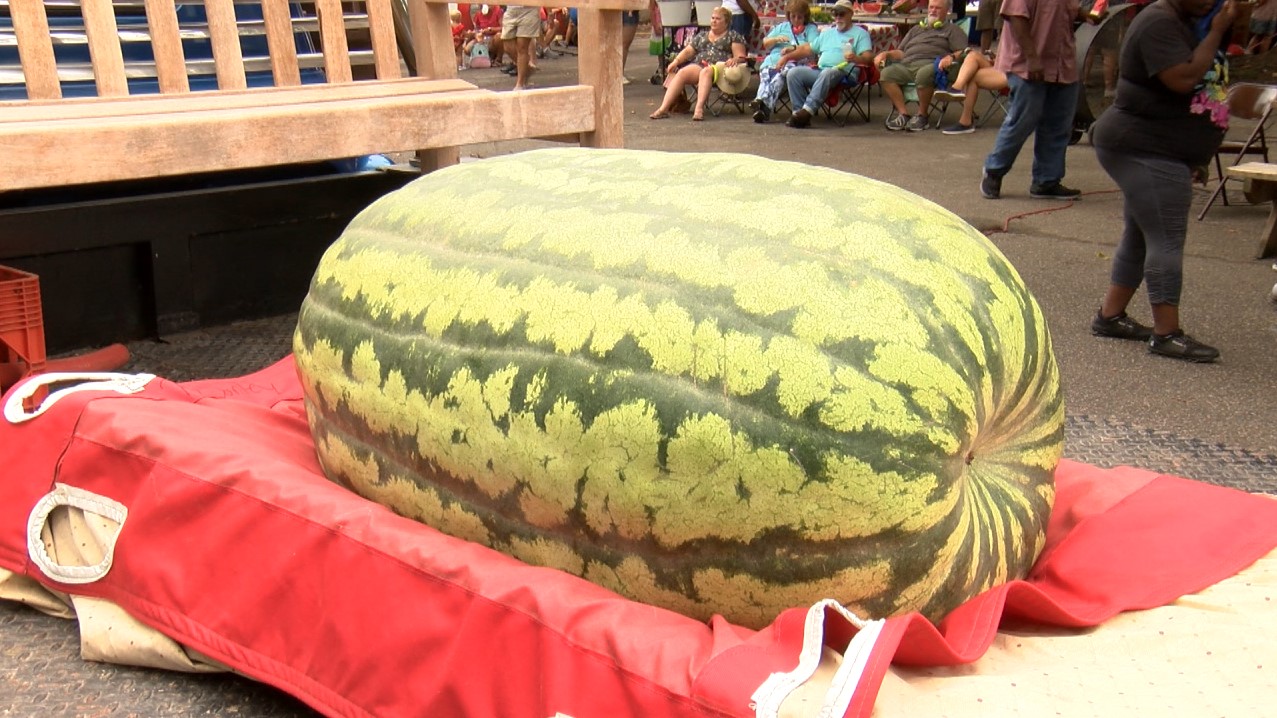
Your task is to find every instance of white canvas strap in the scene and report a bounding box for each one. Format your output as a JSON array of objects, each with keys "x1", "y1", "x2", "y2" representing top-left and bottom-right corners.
[
  {"x1": 27, "y1": 483, "x2": 128, "y2": 585},
  {"x1": 751, "y1": 599, "x2": 885, "y2": 718},
  {"x1": 3, "y1": 371, "x2": 154, "y2": 423}
]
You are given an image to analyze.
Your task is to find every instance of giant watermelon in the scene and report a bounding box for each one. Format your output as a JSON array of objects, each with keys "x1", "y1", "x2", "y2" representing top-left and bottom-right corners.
[{"x1": 293, "y1": 148, "x2": 1063, "y2": 628}]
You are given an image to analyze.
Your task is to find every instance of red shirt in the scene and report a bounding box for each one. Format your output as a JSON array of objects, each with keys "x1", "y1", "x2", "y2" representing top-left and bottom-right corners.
[{"x1": 473, "y1": 5, "x2": 503, "y2": 33}]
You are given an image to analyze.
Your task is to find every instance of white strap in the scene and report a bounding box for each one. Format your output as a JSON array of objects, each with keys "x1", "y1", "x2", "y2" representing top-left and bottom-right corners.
[
  {"x1": 751, "y1": 599, "x2": 882, "y2": 718},
  {"x1": 3, "y1": 371, "x2": 155, "y2": 424},
  {"x1": 27, "y1": 483, "x2": 128, "y2": 585},
  {"x1": 819, "y1": 613, "x2": 886, "y2": 718}
]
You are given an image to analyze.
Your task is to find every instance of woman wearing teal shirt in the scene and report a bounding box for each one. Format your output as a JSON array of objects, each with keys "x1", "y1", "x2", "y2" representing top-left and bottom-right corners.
[{"x1": 750, "y1": 0, "x2": 821, "y2": 123}]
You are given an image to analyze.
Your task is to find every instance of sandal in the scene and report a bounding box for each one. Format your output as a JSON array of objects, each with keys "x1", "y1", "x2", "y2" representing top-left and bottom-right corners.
[
  {"x1": 650, "y1": 110, "x2": 671, "y2": 120},
  {"x1": 692, "y1": 110, "x2": 704, "y2": 121}
]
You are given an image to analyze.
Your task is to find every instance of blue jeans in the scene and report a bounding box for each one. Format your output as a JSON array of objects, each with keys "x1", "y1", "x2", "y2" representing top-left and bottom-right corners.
[
  {"x1": 983, "y1": 74, "x2": 1079, "y2": 187},
  {"x1": 787, "y1": 65, "x2": 857, "y2": 114}
]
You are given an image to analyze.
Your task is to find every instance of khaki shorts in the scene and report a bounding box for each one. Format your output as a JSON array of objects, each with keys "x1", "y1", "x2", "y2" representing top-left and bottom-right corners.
[
  {"x1": 501, "y1": 6, "x2": 541, "y2": 40},
  {"x1": 976, "y1": 0, "x2": 1004, "y2": 32},
  {"x1": 881, "y1": 60, "x2": 940, "y2": 88}
]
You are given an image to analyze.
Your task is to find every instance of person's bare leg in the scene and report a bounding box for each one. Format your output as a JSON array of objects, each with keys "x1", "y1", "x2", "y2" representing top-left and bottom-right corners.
[
  {"x1": 652, "y1": 64, "x2": 698, "y2": 117},
  {"x1": 693, "y1": 65, "x2": 713, "y2": 119},
  {"x1": 883, "y1": 83, "x2": 909, "y2": 115},
  {"x1": 1100, "y1": 284, "x2": 1139, "y2": 322},
  {"x1": 514, "y1": 36, "x2": 532, "y2": 89},
  {"x1": 959, "y1": 87, "x2": 979, "y2": 126},
  {"x1": 1149, "y1": 302, "x2": 1180, "y2": 336},
  {"x1": 917, "y1": 87, "x2": 934, "y2": 120},
  {"x1": 622, "y1": 21, "x2": 638, "y2": 72}
]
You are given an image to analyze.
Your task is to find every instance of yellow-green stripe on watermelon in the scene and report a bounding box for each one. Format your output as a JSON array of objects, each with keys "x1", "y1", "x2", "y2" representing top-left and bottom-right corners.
[{"x1": 293, "y1": 148, "x2": 1063, "y2": 628}]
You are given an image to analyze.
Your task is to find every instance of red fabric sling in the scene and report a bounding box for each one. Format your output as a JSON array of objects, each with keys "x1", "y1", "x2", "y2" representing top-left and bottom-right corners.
[{"x1": 2, "y1": 359, "x2": 1274, "y2": 717}]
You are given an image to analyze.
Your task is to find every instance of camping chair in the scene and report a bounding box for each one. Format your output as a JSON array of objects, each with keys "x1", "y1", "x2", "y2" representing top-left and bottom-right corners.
[
  {"x1": 1197, "y1": 82, "x2": 1277, "y2": 221},
  {"x1": 929, "y1": 84, "x2": 1009, "y2": 128},
  {"x1": 976, "y1": 85, "x2": 1010, "y2": 126},
  {"x1": 820, "y1": 62, "x2": 877, "y2": 125}
]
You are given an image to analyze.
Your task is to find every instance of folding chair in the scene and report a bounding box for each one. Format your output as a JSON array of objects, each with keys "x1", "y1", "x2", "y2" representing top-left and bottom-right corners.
[
  {"x1": 820, "y1": 63, "x2": 877, "y2": 126},
  {"x1": 976, "y1": 86, "x2": 1010, "y2": 126},
  {"x1": 707, "y1": 88, "x2": 750, "y2": 116},
  {"x1": 930, "y1": 84, "x2": 1009, "y2": 128},
  {"x1": 1197, "y1": 82, "x2": 1277, "y2": 220}
]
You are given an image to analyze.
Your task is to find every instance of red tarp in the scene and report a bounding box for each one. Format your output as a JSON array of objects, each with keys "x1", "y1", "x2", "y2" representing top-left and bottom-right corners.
[{"x1": 2, "y1": 359, "x2": 1275, "y2": 717}]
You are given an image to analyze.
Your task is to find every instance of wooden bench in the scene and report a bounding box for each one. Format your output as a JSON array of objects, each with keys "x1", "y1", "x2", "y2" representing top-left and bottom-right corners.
[
  {"x1": 0, "y1": 0, "x2": 644, "y2": 191},
  {"x1": 1224, "y1": 161, "x2": 1277, "y2": 260}
]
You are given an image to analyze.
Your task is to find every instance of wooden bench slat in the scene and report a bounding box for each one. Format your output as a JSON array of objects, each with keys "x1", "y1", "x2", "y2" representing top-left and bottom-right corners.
[
  {"x1": 0, "y1": 86, "x2": 597, "y2": 191},
  {"x1": 0, "y1": 16, "x2": 373, "y2": 48},
  {"x1": 260, "y1": 0, "x2": 302, "y2": 86},
  {"x1": 315, "y1": 0, "x2": 354, "y2": 84},
  {"x1": 205, "y1": 0, "x2": 248, "y2": 90},
  {"x1": 143, "y1": 0, "x2": 190, "y2": 93},
  {"x1": 2, "y1": 77, "x2": 478, "y2": 121},
  {"x1": 0, "y1": 0, "x2": 632, "y2": 195},
  {"x1": 81, "y1": 0, "x2": 129, "y2": 97},
  {"x1": 8, "y1": 0, "x2": 61, "y2": 99},
  {"x1": 365, "y1": 0, "x2": 402, "y2": 80},
  {"x1": 0, "y1": 49, "x2": 381, "y2": 87}
]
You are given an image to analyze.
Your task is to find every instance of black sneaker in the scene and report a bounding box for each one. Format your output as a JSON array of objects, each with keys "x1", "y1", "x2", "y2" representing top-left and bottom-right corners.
[
  {"x1": 1029, "y1": 182, "x2": 1081, "y2": 200},
  {"x1": 753, "y1": 106, "x2": 770, "y2": 123},
  {"x1": 941, "y1": 122, "x2": 974, "y2": 135},
  {"x1": 786, "y1": 108, "x2": 812, "y2": 128},
  {"x1": 1148, "y1": 330, "x2": 1220, "y2": 363},
  {"x1": 749, "y1": 99, "x2": 762, "y2": 113},
  {"x1": 980, "y1": 170, "x2": 1001, "y2": 199},
  {"x1": 1090, "y1": 310, "x2": 1152, "y2": 341}
]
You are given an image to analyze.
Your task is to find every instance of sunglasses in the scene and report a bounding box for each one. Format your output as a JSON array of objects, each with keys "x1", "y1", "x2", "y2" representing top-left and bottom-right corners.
[{"x1": 832, "y1": 9, "x2": 849, "y2": 16}]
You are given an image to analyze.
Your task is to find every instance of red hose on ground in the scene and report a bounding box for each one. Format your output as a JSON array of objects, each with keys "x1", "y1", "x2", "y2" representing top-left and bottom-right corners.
[
  {"x1": 0, "y1": 343, "x2": 131, "y2": 393},
  {"x1": 985, "y1": 188, "x2": 1122, "y2": 235}
]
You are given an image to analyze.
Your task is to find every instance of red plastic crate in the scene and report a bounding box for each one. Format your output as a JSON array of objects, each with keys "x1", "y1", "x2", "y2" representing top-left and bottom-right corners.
[{"x1": 0, "y1": 264, "x2": 46, "y2": 375}]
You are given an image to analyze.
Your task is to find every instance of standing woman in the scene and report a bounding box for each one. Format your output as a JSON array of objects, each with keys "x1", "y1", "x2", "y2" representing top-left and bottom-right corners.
[
  {"x1": 649, "y1": 7, "x2": 749, "y2": 121},
  {"x1": 1089, "y1": 0, "x2": 1235, "y2": 362}
]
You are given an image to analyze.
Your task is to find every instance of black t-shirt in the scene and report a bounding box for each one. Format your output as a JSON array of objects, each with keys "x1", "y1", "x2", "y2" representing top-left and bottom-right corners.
[{"x1": 1091, "y1": 3, "x2": 1225, "y2": 165}]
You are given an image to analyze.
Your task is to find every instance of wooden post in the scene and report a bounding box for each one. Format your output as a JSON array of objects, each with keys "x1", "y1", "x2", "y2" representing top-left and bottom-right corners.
[
  {"x1": 576, "y1": 8, "x2": 625, "y2": 149},
  {"x1": 409, "y1": 0, "x2": 461, "y2": 171}
]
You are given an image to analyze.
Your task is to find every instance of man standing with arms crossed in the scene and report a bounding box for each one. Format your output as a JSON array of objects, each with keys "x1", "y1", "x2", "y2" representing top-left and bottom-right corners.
[{"x1": 981, "y1": 0, "x2": 1097, "y2": 199}]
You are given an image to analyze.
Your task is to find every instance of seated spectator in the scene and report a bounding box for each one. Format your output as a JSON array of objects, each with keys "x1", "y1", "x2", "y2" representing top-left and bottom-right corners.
[
  {"x1": 1250, "y1": 0, "x2": 1277, "y2": 53},
  {"x1": 452, "y1": 10, "x2": 472, "y2": 71},
  {"x1": 650, "y1": 7, "x2": 749, "y2": 121},
  {"x1": 750, "y1": 0, "x2": 821, "y2": 123},
  {"x1": 875, "y1": 0, "x2": 970, "y2": 132},
  {"x1": 936, "y1": 48, "x2": 1008, "y2": 134},
  {"x1": 539, "y1": 7, "x2": 571, "y2": 57},
  {"x1": 473, "y1": 4, "x2": 506, "y2": 67},
  {"x1": 784, "y1": 0, "x2": 872, "y2": 128}
]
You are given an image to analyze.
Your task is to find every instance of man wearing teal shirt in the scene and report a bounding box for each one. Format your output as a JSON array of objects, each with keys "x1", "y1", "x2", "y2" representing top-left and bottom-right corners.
[{"x1": 784, "y1": 0, "x2": 873, "y2": 128}]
